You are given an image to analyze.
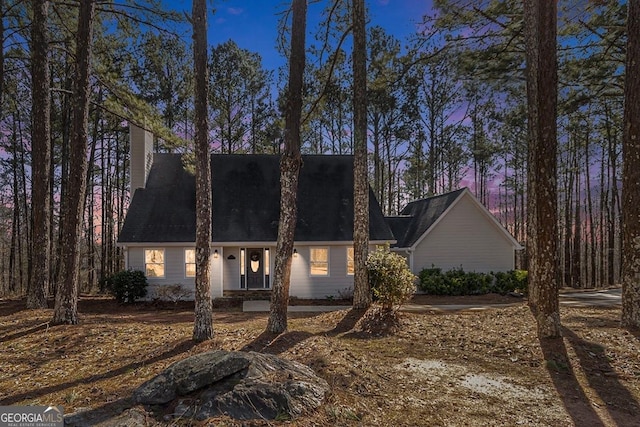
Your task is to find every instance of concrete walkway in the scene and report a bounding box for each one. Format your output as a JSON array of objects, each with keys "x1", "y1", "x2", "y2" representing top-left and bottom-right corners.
[
  {"x1": 559, "y1": 287, "x2": 621, "y2": 307},
  {"x1": 242, "y1": 288, "x2": 622, "y2": 313},
  {"x1": 243, "y1": 300, "x2": 348, "y2": 312}
]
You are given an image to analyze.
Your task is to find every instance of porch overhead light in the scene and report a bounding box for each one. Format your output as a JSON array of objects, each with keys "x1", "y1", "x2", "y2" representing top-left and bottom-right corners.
[
  {"x1": 293, "y1": 248, "x2": 298, "y2": 257},
  {"x1": 214, "y1": 249, "x2": 219, "y2": 259}
]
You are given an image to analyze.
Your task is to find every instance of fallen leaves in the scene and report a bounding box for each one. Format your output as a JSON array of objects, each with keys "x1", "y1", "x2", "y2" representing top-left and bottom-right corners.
[{"x1": 1, "y1": 298, "x2": 639, "y2": 426}]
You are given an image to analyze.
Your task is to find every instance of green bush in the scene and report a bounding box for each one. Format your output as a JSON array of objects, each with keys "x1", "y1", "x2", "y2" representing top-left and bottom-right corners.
[
  {"x1": 417, "y1": 267, "x2": 528, "y2": 296},
  {"x1": 366, "y1": 245, "x2": 417, "y2": 312},
  {"x1": 419, "y1": 267, "x2": 446, "y2": 294},
  {"x1": 104, "y1": 270, "x2": 148, "y2": 303}
]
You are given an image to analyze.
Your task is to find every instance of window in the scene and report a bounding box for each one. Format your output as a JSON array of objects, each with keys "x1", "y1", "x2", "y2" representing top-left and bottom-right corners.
[
  {"x1": 347, "y1": 247, "x2": 355, "y2": 275},
  {"x1": 240, "y1": 248, "x2": 246, "y2": 288},
  {"x1": 185, "y1": 249, "x2": 196, "y2": 277},
  {"x1": 145, "y1": 249, "x2": 165, "y2": 277},
  {"x1": 310, "y1": 247, "x2": 329, "y2": 276},
  {"x1": 265, "y1": 248, "x2": 270, "y2": 287}
]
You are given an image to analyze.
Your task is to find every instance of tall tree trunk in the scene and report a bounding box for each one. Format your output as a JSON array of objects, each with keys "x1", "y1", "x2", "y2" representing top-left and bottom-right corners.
[
  {"x1": 53, "y1": 0, "x2": 95, "y2": 325},
  {"x1": 584, "y1": 123, "x2": 596, "y2": 288},
  {"x1": 599, "y1": 137, "x2": 606, "y2": 288},
  {"x1": 18, "y1": 117, "x2": 31, "y2": 292},
  {"x1": 352, "y1": 0, "x2": 370, "y2": 309},
  {"x1": 85, "y1": 94, "x2": 101, "y2": 292},
  {"x1": 621, "y1": 0, "x2": 640, "y2": 328},
  {"x1": 563, "y1": 154, "x2": 574, "y2": 288},
  {"x1": 267, "y1": 0, "x2": 306, "y2": 334},
  {"x1": 373, "y1": 117, "x2": 381, "y2": 200},
  {"x1": 0, "y1": 0, "x2": 4, "y2": 116},
  {"x1": 192, "y1": 0, "x2": 213, "y2": 342},
  {"x1": 524, "y1": 0, "x2": 561, "y2": 338},
  {"x1": 9, "y1": 123, "x2": 18, "y2": 293},
  {"x1": 27, "y1": 0, "x2": 51, "y2": 308},
  {"x1": 53, "y1": 54, "x2": 73, "y2": 289},
  {"x1": 99, "y1": 129, "x2": 107, "y2": 290},
  {"x1": 572, "y1": 170, "x2": 581, "y2": 288},
  {"x1": 605, "y1": 104, "x2": 617, "y2": 287}
]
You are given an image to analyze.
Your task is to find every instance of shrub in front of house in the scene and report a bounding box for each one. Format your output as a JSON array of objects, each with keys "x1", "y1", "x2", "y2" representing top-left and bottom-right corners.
[
  {"x1": 418, "y1": 267, "x2": 528, "y2": 296},
  {"x1": 493, "y1": 269, "x2": 528, "y2": 295},
  {"x1": 366, "y1": 245, "x2": 417, "y2": 312},
  {"x1": 104, "y1": 269, "x2": 148, "y2": 303}
]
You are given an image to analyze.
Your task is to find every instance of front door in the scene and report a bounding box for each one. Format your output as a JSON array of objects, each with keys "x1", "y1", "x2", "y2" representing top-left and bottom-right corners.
[{"x1": 246, "y1": 248, "x2": 264, "y2": 289}]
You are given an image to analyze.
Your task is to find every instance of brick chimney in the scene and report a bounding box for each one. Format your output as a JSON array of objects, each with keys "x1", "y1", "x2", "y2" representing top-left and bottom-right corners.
[{"x1": 129, "y1": 122, "x2": 153, "y2": 194}]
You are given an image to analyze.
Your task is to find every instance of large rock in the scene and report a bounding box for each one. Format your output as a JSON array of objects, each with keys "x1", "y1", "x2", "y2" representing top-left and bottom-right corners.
[
  {"x1": 134, "y1": 351, "x2": 329, "y2": 421},
  {"x1": 133, "y1": 350, "x2": 249, "y2": 404}
]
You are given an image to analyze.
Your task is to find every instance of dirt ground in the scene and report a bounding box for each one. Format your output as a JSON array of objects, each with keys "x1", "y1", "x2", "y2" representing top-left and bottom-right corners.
[{"x1": 1, "y1": 296, "x2": 639, "y2": 426}]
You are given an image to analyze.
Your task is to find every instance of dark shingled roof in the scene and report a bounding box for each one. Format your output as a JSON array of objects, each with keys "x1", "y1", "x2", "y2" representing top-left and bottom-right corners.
[
  {"x1": 118, "y1": 154, "x2": 196, "y2": 243},
  {"x1": 388, "y1": 188, "x2": 466, "y2": 248},
  {"x1": 118, "y1": 154, "x2": 394, "y2": 243}
]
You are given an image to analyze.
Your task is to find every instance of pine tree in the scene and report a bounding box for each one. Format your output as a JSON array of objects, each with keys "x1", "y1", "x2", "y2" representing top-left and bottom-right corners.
[
  {"x1": 192, "y1": 0, "x2": 213, "y2": 342},
  {"x1": 352, "y1": 0, "x2": 370, "y2": 309},
  {"x1": 27, "y1": 0, "x2": 50, "y2": 309},
  {"x1": 621, "y1": 0, "x2": 640, "y2": 328},
  {"x1": 53, "y1": 0, "x2": 96, "y2": 324},
  {"x1": 523, "y1": 0, "x2": 561, "y2": 338},
  {"x1": 267, "y1": 0, "x2": 306, "y2": 334}
]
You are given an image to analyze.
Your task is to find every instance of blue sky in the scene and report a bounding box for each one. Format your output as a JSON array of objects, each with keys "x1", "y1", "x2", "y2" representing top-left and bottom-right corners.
[{"x1": 164, "y1": 0, "x2": 433, "y2": 71}]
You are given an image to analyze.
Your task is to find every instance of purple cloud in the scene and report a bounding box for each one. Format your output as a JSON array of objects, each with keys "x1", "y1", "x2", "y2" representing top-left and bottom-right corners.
[{"x1": 227, "y1": 7, "x2": 243, "y2": 15}]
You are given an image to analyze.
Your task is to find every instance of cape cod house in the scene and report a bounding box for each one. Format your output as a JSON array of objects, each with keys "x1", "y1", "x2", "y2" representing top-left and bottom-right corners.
[
  {"x1": 117, "y1": 124, "x2": 394, "y2": 299},
  {"x1": 117, "y1": 124, "x2": 522, "y2": 299}
]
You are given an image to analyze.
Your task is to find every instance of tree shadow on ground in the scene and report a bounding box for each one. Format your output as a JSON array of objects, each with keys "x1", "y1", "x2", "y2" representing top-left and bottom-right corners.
[
  {"x1": 240, "y1": 308, "x2": 369, "y2": 354},
  {"x1": 540, "y1": 326, "x2": 640, "y2": 427},
  {"x1": 0, "y1": 299, "x2": 29, "y2": 318},
  {"x1": 2, "y1": 339, "x2": 195, "y2": 406},
  {"x1": 325, "y1": 309, "x2": 367, "y2": 336},
  {"x1": 562, "y1": 326, "x2": 640, "y2": 424},
  {"x1": 0, "y1": 322, "x2": 49, "y2": 341},
  {"x1": 240, "y1": 330, "x2": 314, "y2": 355},
  {"x1": 63, "y1": 398, "x2": 134, "y2": 426},
  {"x1": 539, "y1": 336, "x2": 606, "y2": 427},
  {"x1": 626, "y1": 325, "x2": 640, "y2": 342}
]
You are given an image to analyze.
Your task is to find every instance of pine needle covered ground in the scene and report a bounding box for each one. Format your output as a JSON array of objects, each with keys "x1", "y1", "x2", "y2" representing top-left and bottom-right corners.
[{"x1": 1, "y1": 296, "x2": 638, "y2": 426}]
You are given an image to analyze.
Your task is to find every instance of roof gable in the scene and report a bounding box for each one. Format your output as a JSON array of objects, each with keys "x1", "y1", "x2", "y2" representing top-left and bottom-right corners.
[
  {"x1": 390, "y1": 188, "x2": 465, "y2": 248},
  {"x1": 388, "y1": 188, "x2": 522, "y2": 250},
  {"x1": 118, "y1": 154, "x2": 394, "y2": 243}
]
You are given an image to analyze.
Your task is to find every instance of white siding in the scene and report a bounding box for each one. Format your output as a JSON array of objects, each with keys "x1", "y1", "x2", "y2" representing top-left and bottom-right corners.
[
  {"x1": 223, "y1": 247, "x2": 241, "y2": 291},
  {"x1": 127, "y1": 246, "x2": 222, "y2": 299},
  {"x1": 211, "y1": 246, "x2": 223, "y2": 297},
  {"x1": 127, "y1": 243, "x2": 378, "y2": 299},
  {"x1": 411, "y1": 194, "x2": 515, "y2": 274},
  {"x1": 289, "y1": 245, "x2": 361, "y2": 299}
]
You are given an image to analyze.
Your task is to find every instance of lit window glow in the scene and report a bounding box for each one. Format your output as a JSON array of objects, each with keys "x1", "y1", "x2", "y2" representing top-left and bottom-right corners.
[
  {"x1": 310, "y1": 247, "x2": 329, "y2": 276},
  {"x1": 145, "y1": 249, "x2": 165, "y2": 277},
  {"x1": 185, "y1": 249, "x2": 196, "y2": 277}
]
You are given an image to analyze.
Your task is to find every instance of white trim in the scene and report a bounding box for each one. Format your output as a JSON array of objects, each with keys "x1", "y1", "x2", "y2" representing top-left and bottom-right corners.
[
  {"x1": 309, "y1": 246, "x2": 330, "y2": 277},
  {"x1": 410, "y1": 188, "x2": 523, "y2": 251},
  {"x1": 119, "y1": 241, "x2": 197, "y2": 247},
  {"x1": 144, "y1": 248, "x2": 166, "y2": 278},
  {"x1": 218, "y1": 247, "x2": 224, "y2": 295},
  {"x1": 119, "y1": 239, "x2": 396, "y2": 247},
  {"x1": 291, "y1": 240, "x2": 396, "y2": 246},
  {"x1": 184, "y1": 248, "x2": 196, "y2": 278},
  {"x1": 346, "y1": 246, "x2": 354, "y2": 276}
]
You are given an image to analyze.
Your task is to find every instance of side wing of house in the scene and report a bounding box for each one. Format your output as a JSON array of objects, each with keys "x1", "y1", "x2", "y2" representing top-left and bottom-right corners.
[{"x1": 411, "y1": 192, "x2": 519, "y2": 274}]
